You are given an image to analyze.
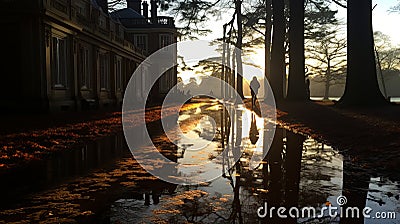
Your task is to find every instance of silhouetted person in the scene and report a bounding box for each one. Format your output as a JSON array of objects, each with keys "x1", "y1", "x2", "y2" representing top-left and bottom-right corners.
[
  {"x1": 250, "y1": 76, "x2": 260, "y2": 109},
  {"x1": 305, "y1": 78, "x2": 311, "y2": 99}
]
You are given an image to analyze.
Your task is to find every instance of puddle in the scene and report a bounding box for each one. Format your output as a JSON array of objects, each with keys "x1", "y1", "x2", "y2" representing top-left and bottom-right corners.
[
  {"x1": 109, "y1": 103, "x2": 400, "y2": 223},
  {"x1": 0, "y1": 134, "x2": 129, "y2": 208},
  {"x1": 0, "y1": 102, "x2": 399, "y2": 223}
]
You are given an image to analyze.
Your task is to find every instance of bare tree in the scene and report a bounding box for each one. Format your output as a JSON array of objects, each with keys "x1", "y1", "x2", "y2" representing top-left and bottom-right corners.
[
  {"x1": 374, "y1": 31, "x2": 400, "y2": 72},
  {"x1": 306, "y1": 35, "x2": 347, "y2": 100},
  {"x1": 389, "y1": 0, "x2": 400, "y2": 12}
]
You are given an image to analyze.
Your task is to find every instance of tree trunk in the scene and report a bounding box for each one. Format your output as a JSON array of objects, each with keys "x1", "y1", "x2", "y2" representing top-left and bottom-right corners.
[
  {"x1": 324, "y1": 80, "x2": 330, "y2": 100},
  {"x1": 236, "y1": 0, "x2": 244, "y2": 99},
  {"x1": 270, "y1": 0, "x2": 285, "y2": 102},
  {"x1": 232, "y1": 46, "x2": 237, "y2": 99},
  {"x1": 265, "y1": 0, "x2": 272, "y2": 81},
  {"x1": 339, "y1": 0, "x2": 387, "y2": 106},
  {"x1": 324, "y1": 58, "x2": 331, "y2": 100},
  {"x1": 222, "y1": 25, "x2": 227, "y2": 100},
  {"x1": 227, "y1": 42, "x2": 232, "y2": 99},
  {"x1": 264, "y1": 0, "x2": 273, "y2": 100},
  {"x1": 286, "y1": 0, "x2": 307, "y2": 101}
]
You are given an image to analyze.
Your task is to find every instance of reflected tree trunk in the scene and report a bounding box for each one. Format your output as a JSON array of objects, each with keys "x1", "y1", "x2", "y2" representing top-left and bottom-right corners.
[
  {"x1": 230, "y1": 162, "x2": 243, "y2": 223},
  {"x1": 262, "y1": 120, "x2": 270, "y2": 203},
  {"x1": 340, "y1": 159, "x2": 369, "y2": 224},
  {"x1": 266, "y1": 128, "x2": 284, "y2": 222},
  {"x1": 234, "y1": 107, "x2": 242, "y2": 162},
  {"x1": 222, "y1": 106, "x2": 232, "y2": 175},
  {"x1": 284, "y1": 131, "x2": 305, "y2": 223}
]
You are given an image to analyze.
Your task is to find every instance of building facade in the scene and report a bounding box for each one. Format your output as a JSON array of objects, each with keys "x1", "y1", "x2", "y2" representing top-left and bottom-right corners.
[
  {"x1": 0, "y1": 0, "x2": 177, "y2": 112},
  {"x1": 111, "y1": 0, "x2": 178, "y2": 103}
]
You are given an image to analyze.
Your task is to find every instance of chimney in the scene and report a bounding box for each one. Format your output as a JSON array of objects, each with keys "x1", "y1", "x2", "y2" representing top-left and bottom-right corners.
[
  {"x1": 142, "y1": 1, "x2": 149, "y2": 18},
  {"x1": 97, "y1": 0, "x2": 108, "y2": 13},
  {"x1": 150, "y1": 0, "x2": 157, "y2": 18},
  {"x1": 127, "y1": 0, "x2": 142, "y2": 14}
]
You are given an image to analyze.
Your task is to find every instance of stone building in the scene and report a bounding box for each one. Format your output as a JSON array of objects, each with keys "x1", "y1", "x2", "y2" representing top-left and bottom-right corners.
[
  {"x1": 111, "y1": 0, "x2": 178, "y2": 102},
  {"x1": 0, "y1": 0, "x2": 177, "y2": 112}
]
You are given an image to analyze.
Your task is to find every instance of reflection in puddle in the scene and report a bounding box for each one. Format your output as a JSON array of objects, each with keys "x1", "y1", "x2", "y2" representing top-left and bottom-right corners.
[
  {"x1": 1, "y1": 102, "x2": 398, "y2": 223},
  {"x1": 0, "y1": 134, "x2": 128, "y2": 207},
  {"x1": 300, "y1": 138, "x2": 343, "y2": 208},
  {"x1": 110, "y1": 104, "x2": 400, "y2": 223}
]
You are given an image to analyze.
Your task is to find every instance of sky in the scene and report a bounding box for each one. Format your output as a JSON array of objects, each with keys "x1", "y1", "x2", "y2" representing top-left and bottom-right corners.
[
  {"x1": 372, "y1": 0, "x2": 400, "y2": 44},
  {"x1": 168, "y1": 0, "x2": 400, "y2": 87},
  {"x1": 194, "y1": 0, "x2": 400, "y2": 44},
  {"x1": 336, "y1": 0, "x2": 400, "y2": 45}
]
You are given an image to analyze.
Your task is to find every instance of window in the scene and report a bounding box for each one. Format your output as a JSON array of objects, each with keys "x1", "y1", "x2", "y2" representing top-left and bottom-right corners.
[
  {"x1": 79, "y1": 46, "x2": 91, "y2": 89},
  {"x1": 160, "y1": 34, "x2": 172, "y2": 48},
  {"x1": 115, "y1": 24, "x2": 121, "y2": 37},
  {"x1": 77, "y1": 5, "x2": 83, "y2": 14},
  {"x1": 160, "y1": 69, "x2": 173, "y2": 93},
  {"x1": 134, "y1": 34, "x2": 148, "y2": 52},
  {"x1": 51, "y1": 35, "x2": 68, "y2": 88},
  {"x1": 115, "y1": 57, "x2": 123, "y2": 91},
  {"x1": 76, "y1": 1, "x2": 87, "y2": 15},
  {"x1": 99, "y1": 16, "x2": 105, "y2": 27},
  {"x1": 99, "y1": 53, "x2": 110, "y2": 90}
]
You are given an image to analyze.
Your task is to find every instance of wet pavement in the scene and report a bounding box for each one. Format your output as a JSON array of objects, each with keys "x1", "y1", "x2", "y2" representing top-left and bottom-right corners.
[{"x1": 0, "y1": 100, "x2": 399, "y2": 223}]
